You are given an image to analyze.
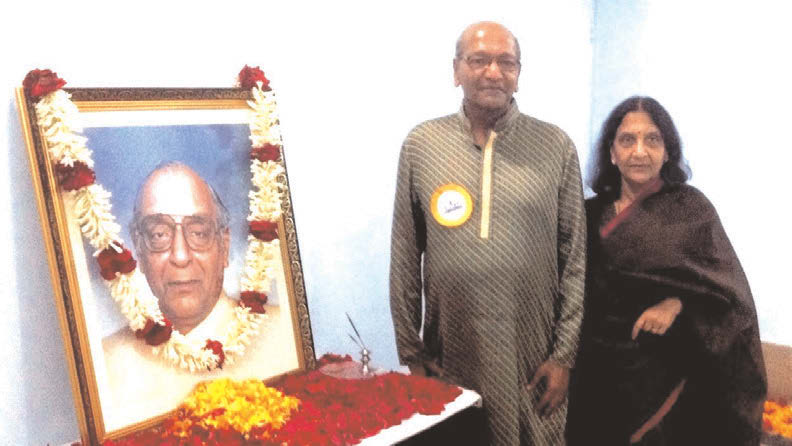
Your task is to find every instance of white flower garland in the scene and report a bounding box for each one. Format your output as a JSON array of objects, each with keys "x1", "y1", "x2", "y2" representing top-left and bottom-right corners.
[{"x1": 34, "y1": 82, "x2": 285, "y2": 372}]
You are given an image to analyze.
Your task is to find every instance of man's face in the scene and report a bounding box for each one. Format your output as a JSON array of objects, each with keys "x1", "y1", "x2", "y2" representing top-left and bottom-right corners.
[
  {"x1": 454, "y1": 24, "x2": 520, "y2": 112},
  {"x1": 136, "y1": 168, "x2": 229, "y2": 333}
]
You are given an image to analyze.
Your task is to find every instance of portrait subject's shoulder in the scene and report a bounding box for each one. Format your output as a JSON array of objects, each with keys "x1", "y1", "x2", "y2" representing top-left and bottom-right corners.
[
  {"x1": 102, "y1": 326, "x2": 135, "y2": 349},
  {"x1": 102, "y1": 326, "x2": 145, "y2": 369}
]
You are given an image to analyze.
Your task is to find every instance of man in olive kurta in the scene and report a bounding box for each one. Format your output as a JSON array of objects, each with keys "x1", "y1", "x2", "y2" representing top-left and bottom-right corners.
[{"x1": 390, "y1": 22, "x2": 586, "y2": 445}]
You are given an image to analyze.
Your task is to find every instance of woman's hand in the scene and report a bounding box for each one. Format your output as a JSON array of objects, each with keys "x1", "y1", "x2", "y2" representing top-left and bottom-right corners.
[{"x1": 631, "y1": 297, "x2": 683, "y2": 340}]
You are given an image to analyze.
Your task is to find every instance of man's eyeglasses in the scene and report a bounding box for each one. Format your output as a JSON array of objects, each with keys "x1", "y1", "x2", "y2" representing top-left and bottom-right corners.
[
  {"x1": 135, "y1": 214, "x2": 221, "y2": 253},
  {"x1": 463, "y1": 55, "x2": 521, "y2": 73}
]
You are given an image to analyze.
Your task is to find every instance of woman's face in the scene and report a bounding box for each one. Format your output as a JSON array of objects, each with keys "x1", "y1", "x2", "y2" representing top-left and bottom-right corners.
[{"x1": 611, "y1": 111, "x2": 667, "y2": 189}]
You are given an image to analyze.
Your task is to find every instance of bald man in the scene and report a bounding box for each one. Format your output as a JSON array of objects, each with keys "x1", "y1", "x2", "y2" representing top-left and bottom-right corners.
[
  {"x1": 101, "y1": 162, "x2": 298, "y2": 430},
  {"x1": 390, "y1": 22, "x2": 586, "y2": 445}
]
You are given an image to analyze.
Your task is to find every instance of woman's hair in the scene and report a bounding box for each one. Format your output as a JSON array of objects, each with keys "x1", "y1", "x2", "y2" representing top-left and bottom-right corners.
[{"x1": 588, "y1": 96, "x2": 690, "y2": 199}]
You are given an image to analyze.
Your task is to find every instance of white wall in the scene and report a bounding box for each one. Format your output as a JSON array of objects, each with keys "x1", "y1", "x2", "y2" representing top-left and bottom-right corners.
[
  {"x1": 590, "y1": 0, "x2": 792, "y2": 346},
  {"x1": 0, "y1": 2, "x2": 592, "y2": 444}
]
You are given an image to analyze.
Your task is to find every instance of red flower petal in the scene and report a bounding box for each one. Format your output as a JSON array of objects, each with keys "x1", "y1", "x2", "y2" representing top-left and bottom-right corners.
[
  {"x1": 249, "y1": 220, "x2": 278, "y2": 242},
  {"x1": 144, "y1": 319, "x2": 172, "y2": 346},
  {"x1": 238, "y1": 65, "x2": 271, "y2": 91},
  {"x1": 55, "y1": 161, "x2": 95, "y2": 191},
  {"x1": 134, "y1": 319, "x2": 155, "y2": 339},
  {"x1": 96, "y1": 245, "x2": 137, "y2": 281},
  {"x1": 204, "y1": 339, "x2": 225, "y2": 369},
  {"x1": 240, "y1": 290, "x2": 268, "y2": 314},
  {"x1": 251, "y1": 143, "x2": 281, "y2": 163},
  {"x1": 22, "y1": 68, "x2": 67, "y2": 98}
]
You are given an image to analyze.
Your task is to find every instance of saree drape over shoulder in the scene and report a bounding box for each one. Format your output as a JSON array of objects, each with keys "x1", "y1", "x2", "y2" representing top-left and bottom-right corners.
[{"x1": 567, "y1": 183, "x2": 767, "y2": 446}]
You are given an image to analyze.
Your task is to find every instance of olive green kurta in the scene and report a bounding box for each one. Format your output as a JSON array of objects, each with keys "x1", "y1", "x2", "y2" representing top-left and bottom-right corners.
[{"x1": 390, "y1": 101, "x2": 586, "y2": 445}]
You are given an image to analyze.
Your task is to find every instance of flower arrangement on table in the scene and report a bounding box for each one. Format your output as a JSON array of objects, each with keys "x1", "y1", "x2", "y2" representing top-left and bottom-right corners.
[{"x1": 101, "y1": 354, "x2": 463, "y2": 446}]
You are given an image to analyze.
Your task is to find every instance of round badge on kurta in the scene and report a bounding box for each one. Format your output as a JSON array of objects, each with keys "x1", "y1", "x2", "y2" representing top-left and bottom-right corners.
[{"x1": 431, "y1": 184, "x2": 473, "y2": 227}]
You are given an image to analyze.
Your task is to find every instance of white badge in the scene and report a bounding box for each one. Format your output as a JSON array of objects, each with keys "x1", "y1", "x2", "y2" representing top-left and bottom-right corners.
[{"x1": 431, "y1": 184, "x2": 473, "y2": 227}]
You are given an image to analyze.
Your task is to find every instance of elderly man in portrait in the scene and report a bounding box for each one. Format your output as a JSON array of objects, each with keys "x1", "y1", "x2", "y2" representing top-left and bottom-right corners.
[
  {"x1": 390, "y1": 22, "x2": 586, "y2": 445},
  {"x1": 102, "y1": 161, "x2": 297, "y2": 428}
]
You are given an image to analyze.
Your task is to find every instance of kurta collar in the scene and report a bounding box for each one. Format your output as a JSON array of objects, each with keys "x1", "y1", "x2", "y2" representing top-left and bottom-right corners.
[{"x1": 457, "y1": 99, "x2": 520, "y2": 140}]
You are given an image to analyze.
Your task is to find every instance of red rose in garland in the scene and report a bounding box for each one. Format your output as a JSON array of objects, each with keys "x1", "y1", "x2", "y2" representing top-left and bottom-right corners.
[
  {"x1": 134, "y1": 319, "x2": 156, "y2": 339},
  {"x1": 145, "y1": 322, "x2": 171, "y2": 346},
  {"x1": 204, "y1": 339, "x2": 225, "y2": 369},
  {"x1": 251, "y1": 143, "x2": 281, "y2": 163},
  {"x1": 240, "y1": 290, "x2": 268, "y2": 314},
  {"x1": 249, "y1": 220, "x2": 278, "y2": 241},
  {"x1": 238, "y1": 65, "x2": 271, "y2": 91},
  {"x1": 55, "y1": 161, "x2": 95, "y2": 191},
  {"x1": 135, "y1": 318, "x2": 173, "y2": 346},
  {"x1": 96, "y1": 245, "x2": 137, "y2": 280},
  {"x1": 22, "y1": 68, "x2": 67, "y2": 98}
]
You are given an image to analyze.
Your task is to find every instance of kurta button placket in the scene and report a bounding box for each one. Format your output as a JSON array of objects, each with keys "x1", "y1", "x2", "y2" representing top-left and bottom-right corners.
[{"x1": 479, "y1": 130, "x2": 497, "y2": 240}]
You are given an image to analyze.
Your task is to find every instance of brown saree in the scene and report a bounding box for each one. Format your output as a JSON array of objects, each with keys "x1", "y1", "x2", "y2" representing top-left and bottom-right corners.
[{"x1": 567, "y1": 183, "x2": 767, "y2": 445}]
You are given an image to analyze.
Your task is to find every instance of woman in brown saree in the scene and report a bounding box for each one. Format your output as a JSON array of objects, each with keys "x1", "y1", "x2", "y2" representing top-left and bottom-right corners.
[{"x1": 566, "y1": 96, "x2": 766, "y2": 445}]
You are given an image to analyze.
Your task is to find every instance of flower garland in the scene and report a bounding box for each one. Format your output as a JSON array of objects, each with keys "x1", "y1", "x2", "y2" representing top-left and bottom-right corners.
[{"x1": 23, "y1": 66, "x2": 286, "y2": 372}]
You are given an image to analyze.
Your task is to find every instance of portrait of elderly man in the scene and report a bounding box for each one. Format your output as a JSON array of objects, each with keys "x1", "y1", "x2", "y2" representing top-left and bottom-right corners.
[
  {"x1": 102, "y1": 161, "x2": 298, "y2": 428},
  {"x1": 390, "y1": 21, "x2": 586, "y2": 445}
]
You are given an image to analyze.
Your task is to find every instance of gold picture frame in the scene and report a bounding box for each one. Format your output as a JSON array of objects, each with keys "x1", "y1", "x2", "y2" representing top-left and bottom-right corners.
[{"x1": 16, "y1": 86, "x2": 315, "y2": 445}]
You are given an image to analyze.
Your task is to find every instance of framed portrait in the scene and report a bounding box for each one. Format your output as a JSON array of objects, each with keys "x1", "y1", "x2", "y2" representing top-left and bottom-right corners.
[{"x1": 16, "y1": 83, "x2": 315, "y2": 444}]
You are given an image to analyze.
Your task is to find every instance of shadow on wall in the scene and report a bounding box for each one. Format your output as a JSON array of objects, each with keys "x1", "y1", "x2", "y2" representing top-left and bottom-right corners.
[{"x1": 8, "y1": 99, "x2": 79, "y2": 444}]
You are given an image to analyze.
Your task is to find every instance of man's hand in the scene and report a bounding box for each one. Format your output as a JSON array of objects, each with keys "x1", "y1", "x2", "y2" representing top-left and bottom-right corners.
[
  {"x1": 527, "y1": 360, "x2": 569, "y2": 418},
  {"x1": 631, "y1": 297, "x2": 683, "y2": 340}
]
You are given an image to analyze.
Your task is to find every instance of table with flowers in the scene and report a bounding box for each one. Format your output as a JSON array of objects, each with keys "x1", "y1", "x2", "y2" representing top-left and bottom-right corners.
[{"x1": 95, "y1": 354, "x2": 481, "y2": 446}]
